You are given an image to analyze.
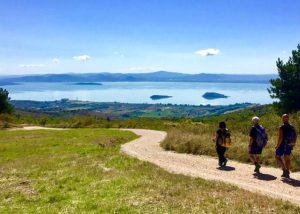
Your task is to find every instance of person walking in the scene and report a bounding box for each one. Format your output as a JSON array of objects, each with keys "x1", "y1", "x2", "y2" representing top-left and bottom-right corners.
[
  {"x1": 249, "y1": 116, "x2": 268, "y2": 173},
  {"x1": 275, "y1": 114, "x2": 297, "y2": 178},
  {"x1": 214, "y1": 121, "x2": 231, "y2": 167}
]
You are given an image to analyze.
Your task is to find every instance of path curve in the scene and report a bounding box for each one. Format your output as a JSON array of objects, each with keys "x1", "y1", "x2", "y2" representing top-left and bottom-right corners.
[
  {"x1": 10, "y1": 127, "x2": 300, "y2": 205},
  {"x1": 121, "y1": 129, "x2": 300, "y2": 205}
]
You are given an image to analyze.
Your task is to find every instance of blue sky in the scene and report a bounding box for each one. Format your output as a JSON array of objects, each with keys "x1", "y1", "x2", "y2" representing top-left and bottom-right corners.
[{"x1": 0, "y1": 0, "x2": 299, "y2": 75}]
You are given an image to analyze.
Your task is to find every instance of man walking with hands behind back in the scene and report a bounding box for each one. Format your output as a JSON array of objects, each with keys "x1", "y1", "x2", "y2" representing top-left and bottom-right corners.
[
  {"x1": 275, "y1": 114, "x2": 297, "y2": 178},
  {"x1": 249, "y1": 116, "x2": 268, "y2": 173}
]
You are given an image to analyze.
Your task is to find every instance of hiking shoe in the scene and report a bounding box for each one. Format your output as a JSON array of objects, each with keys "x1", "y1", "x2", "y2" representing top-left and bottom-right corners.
[
  {"x1": 223, "y1": 159, "x2": 228, "y2": 166},
  {"x1": 281, "y1": 170, "x2": 290, "y2": 178},
  {"x1": 218, "y1": 161, "x2": 222, "y2": 167},
  {"x1": 254, "y1": 163, "x2": 261, "y2": 173}
]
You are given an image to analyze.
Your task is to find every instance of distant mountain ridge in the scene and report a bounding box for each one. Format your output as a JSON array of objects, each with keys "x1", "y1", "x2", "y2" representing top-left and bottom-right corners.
[{"x1": 0, "y1": 71, "x2": 277, "y2": 83}]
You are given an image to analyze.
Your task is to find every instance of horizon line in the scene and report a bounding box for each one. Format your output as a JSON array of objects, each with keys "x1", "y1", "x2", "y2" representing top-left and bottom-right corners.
[{"x1": 0, "y1": 71, "x2": 278, "y2": 77}]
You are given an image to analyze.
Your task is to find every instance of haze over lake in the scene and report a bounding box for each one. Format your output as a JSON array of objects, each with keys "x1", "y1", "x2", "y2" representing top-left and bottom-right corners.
[{"x1": 5, "y1": 82, "x2": 272, "y2": 105}]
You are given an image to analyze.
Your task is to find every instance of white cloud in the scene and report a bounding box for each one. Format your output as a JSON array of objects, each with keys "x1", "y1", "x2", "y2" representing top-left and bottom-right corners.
[
  {"x1": 52, "y1": 58, "x2": 60, "y2": 63},
  {"x1": 73, "y1": 55, "x2": 91, "y2": 61},
  {"x1": 19, "y1": 64, "x2": 45, "y2": 68},
  {"x1": 282, "y1": 50, "x2": 287, "y2": 54},
  {"x1": 195, "y1": 48, "x2": 220, "y2": 57}
]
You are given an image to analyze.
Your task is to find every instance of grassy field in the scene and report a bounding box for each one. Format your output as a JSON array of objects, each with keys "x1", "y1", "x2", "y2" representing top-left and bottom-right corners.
[
  {"x1": 161, "y1": 105, "x2": 300, "y2": 171},
  {"x1": 0, "y1": 128, "x2": 299, "y2": 213}
]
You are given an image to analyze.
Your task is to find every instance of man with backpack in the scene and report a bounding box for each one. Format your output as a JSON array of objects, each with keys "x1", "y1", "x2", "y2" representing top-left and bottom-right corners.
[
  {"x1": 275, "y1": 114, "x2": 297, "y2": 178},
  {"x1": 249, "y1": 116, "x2": 268, "y2": 173}
]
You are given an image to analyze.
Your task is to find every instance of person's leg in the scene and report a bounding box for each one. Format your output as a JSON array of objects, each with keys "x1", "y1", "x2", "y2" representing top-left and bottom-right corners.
[
  {"x1": 249, "y1": 154, "x2": 256, "y2": 163},
  {"x1": 254, "y1": 155, "x2": 261, "y2": 173},
  {"x1": 216, "y1": 146, "x2": 222, "y2": 166},
  {"x1": 254, "y1": 154, "x2": 260, "y2": 164},
  {"x1": 275, "y1": 155, "x2": 286, "y2": 169},
  {"x1": 284, "y1": 155, "x2": 291, "y2": 171},
  {"x1": 249, "y1": 147, "x2": 257, "y2": 164},
  {"x1": 250, "y1": 152, "x2": 259, "y2": 172},
  {"x1": 283, "y1": 146, "x2": 292, "y2": 174},
  {"x1": 221, "y1": 147, "x2": 227, "y2": 165},
  {"x1": 249, "y1": 146, "x2": 258, "y2": 164},
  {"x1": 276, "y1": 146, "x2": 287, "y2": 175},
  {"x1": 283, "y1": 148, "x2": 292, "y2": 178}
]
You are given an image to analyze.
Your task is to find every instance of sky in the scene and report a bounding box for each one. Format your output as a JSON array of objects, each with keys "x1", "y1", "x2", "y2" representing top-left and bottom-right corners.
[{"x1": 0, "y1": 0, "x2": 300, "y2": 75}]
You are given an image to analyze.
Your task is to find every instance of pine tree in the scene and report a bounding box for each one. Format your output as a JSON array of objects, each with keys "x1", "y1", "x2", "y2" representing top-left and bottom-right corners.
[
  {"x1": 0, "y1": 88, "x2": 14, "y2": 114},
  {"x1": 268, "y1": 44, "x2": 300, "y2": 113}
]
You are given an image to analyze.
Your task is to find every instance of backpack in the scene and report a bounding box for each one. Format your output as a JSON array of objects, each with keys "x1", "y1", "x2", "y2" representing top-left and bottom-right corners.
[
  {"x1": 254, "y1": 125, "x2": 268, "y2": 148},
  {"x1": 284, "y1": 124, "x2": 297, "y2": 148},
  {"x1": 217, "y1": 128, "x2": 231, "y2": 148}
]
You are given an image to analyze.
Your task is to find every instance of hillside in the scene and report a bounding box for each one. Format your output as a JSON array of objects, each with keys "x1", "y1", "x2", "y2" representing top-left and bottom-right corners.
[
  {"x1": 0, "y1": 128, "x2": 299, "y2": 213},
  {"x1": 161, "y1": 105, "x2": 300, "y2": 171},
  {"x1": 0, "y1": 71, "x2": 277, "y2": 83}
]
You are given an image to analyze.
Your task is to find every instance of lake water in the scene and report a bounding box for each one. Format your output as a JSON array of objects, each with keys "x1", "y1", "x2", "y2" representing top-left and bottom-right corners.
[{"x1": 4, "y1": 82, "x2": 273, "y2": 105}]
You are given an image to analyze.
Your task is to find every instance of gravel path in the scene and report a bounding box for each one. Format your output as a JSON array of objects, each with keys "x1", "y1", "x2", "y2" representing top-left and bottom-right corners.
[
  {"x1": 121, "y1": 129, "x2": 300, "y2": 205},
  {"x1": 9, "y1": 126, "x2": 67, "y2": 131},
  {"x1": 11, "y1": 126, "x2": 300, "y2": 205}
]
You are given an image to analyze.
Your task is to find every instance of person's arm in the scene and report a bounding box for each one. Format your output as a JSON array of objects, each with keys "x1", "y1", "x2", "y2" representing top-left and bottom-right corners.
[
  {"x1": 249, "y1": 136, "x2": 253, "y2": 145},
  {"x1": 212, "y1": 132, "x2": 218, "y2": 142},
  {"x1": 265, "y1": 132, "x2": 268, "y2": 146},
  {"x1": 275, "y1": 128, "x2": 283, "y2": 149},
  {"x1": 213, "y1": 132, "x2": 218, "y2": 142},
  {"x1": 249, "y1": 136, "x2": 253, "y2": 152},
  {"x1": 248, "y1": 127, "x2": 254, "y2": 152}
]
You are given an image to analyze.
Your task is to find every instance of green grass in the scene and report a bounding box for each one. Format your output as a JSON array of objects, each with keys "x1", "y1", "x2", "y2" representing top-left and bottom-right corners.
[{"x1": 0, "y1": 128, "x2": 299, "y2": 213}]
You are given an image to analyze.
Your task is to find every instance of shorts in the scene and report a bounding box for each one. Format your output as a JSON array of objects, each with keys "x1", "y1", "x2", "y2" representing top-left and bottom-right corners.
[
  {"x1": 249, "y1": 145, "x2": 262, "y2": 155},
  {"x1": 276, "y1": 144, "x2": 293, "y2": 156}
]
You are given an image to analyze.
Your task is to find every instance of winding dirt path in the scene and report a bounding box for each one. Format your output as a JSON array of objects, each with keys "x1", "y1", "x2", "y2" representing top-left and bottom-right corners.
[
  {"x1": 8, "y1": 126, "x2": 67, "y2": 131},
  {"x1": 121, "y1": 129, "x2": 300, "y2": 205},
  {"x1": 10, "y1": 127, "x2": 300, "y2": 205}
]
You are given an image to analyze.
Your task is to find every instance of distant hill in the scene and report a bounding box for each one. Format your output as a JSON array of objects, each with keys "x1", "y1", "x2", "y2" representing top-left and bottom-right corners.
[
  {"x1": 0, "y1": 71, "x2": 277, "y2": 83},
  {"x1": 73, "y1": 82, "x2": 103, "y2": 86},
  {"x1": 0, "y1": 81, "x2": 19, "y2": 86}
]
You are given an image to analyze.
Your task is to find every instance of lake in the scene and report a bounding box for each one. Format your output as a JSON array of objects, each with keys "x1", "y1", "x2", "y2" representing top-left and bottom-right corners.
[{"x1": 4, "y1": 82, "x2": 273, "y2": 105}]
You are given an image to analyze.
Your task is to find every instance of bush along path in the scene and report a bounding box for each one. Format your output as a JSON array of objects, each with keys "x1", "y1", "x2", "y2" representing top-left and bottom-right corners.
[{"x1": 121, "y1": 129, "x2": 300, "y2": 205}]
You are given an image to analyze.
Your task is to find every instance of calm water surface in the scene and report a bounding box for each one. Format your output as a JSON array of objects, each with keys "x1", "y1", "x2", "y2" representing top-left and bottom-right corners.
[{"x1": 5, "y1": 82, "x2": 273, "y2": 105}]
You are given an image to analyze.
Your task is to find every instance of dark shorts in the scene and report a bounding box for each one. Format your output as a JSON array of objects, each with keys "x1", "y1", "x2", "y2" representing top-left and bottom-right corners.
[
  {"x1": 249, "y1": 145, "x2": 262, "y2": 155},
  {"x1": 276, "y1": 144, "x2": 293, "y2": 156}
]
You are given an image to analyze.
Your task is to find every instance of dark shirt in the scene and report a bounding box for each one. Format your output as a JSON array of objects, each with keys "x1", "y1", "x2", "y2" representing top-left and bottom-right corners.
[
  {"x1": 216, "y1": 128, "x2": 229, "y2": 147},
  {"x1": 280, "y1": 123, "x2": 294, "y2": 145},
  {"x1": 249, "y1": 125, "x2": 259, "y2": 146}
]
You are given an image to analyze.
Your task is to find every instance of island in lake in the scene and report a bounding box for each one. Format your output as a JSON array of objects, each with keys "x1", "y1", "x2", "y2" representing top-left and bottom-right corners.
[
  {"x1": 202, "y1": 92, "x2": 229, "y2": 100},
  {"x1": 74, "y1": 82, "x2": 102, "y2": 86},
  {"x1": 150, "y1": 95, "x2": 172, "y2": 100}
]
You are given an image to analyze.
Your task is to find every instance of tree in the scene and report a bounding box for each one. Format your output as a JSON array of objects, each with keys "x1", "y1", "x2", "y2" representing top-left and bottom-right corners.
[
  {"x1": 268, "y1": 44, "x2": 300, "y2": 113},
  {"x1": 0, "y1": 88, "x2": 14, "y2": 114}
]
